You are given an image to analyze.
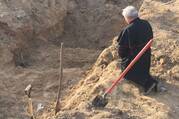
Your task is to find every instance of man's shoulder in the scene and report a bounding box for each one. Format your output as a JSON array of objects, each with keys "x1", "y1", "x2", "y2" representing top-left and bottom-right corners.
[
  {"x1": 140, "y1": 19, "x2": 151, "y2": 26},
  {"x1": 123, "y1": 23, "x2": 136, "y2": 33},
  {"x1": 126, "y1": 19, "x2": 151, "y2": 29},
  {"x1": 122, "y1": 24, "x2": 133, "y2": 34},
  {"x1": 125, "y1": 23, "x2": 133, "y2": 30}
]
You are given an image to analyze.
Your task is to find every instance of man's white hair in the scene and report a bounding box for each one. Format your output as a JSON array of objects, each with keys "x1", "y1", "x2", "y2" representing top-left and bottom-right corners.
[{"x1": 122, "y1": 6, "x2": 138, "y2": 19}]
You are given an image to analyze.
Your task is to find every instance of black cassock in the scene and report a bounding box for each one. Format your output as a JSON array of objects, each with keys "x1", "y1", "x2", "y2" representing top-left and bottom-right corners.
[{"x1": 117, "y1": 18, "x2": 157, "y2": 90}]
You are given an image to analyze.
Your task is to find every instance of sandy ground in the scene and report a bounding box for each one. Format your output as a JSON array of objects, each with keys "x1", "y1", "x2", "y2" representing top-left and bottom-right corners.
[
  {"x1": 38, "y1": 0, "x2": 179, "y2": 119},
  {"x1": 0, "y1": 45, "x2": 101, "y2": 119},
  {"x1": 0, "y1": 0, "x2": 179, "y2": 119}
]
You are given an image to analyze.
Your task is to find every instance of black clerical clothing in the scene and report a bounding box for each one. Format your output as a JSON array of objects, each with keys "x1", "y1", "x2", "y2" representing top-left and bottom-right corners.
[{"x1": 117, "y1": 18, "x2": 158, "y2": 91}]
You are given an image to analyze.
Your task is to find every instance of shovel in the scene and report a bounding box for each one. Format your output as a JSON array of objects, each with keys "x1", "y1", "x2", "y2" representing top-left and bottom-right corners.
[{"x1": 91, "y1": 39, "x2": 153, "y2": 108}]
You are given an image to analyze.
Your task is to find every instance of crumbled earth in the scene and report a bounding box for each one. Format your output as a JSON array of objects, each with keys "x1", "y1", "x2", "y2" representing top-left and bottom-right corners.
[{"x1": 0, "y1": 0, "x2": 179, "y2": 119}]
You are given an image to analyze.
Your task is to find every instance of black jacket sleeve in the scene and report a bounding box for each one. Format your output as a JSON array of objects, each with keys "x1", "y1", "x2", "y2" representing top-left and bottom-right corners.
[{"x1": 117, "y1": 29, "x2": 130, "y2": 58}]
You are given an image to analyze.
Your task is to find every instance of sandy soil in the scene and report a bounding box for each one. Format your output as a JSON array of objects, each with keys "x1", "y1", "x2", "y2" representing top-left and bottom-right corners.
[
  {"x1": 0, "y1": 0, "x2": 179, "y2": 119},
  {"x1": 38, "y1": 0, "x2": 179, "y2": 119},
  {"x1": 0, "y1": 44, "x2": 101, "y2": 118}
]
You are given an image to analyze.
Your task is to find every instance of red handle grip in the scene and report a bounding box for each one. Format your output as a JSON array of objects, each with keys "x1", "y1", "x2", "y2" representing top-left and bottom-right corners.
[{"x1": 105, "y1": 39, "x2": 153, "y2": 94}]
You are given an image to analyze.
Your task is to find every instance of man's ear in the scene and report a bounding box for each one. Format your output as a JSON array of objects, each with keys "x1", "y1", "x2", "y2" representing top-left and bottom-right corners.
[{"x1": 124, "y1": 17, "x2": 128, "y2": 24}]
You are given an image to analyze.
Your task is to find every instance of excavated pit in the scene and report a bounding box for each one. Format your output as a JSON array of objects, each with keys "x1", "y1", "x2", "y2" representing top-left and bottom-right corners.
[{"x1": 0, "y1": 0, "x2": 143, "y2": 118}]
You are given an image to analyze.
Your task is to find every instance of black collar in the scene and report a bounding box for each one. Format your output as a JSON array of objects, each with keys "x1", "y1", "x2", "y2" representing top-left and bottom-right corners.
[{"x1": 129, "y1": 17, "x2": 140, "y2": 24}]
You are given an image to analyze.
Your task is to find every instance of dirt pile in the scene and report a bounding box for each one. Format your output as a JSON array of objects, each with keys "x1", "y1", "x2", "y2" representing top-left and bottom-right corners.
[{"x1": 39, "y1": 0, "x2": 179, "y2": 119}]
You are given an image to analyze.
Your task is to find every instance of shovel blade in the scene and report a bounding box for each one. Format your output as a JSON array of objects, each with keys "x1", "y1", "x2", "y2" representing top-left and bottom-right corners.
[{"x1": 91, "y1": 95, "x2": 108, "y2": 108}]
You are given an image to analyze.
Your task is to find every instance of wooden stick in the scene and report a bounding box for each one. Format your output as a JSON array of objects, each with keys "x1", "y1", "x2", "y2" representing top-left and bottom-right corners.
[
  {"x1": 25, "y1": 84, "x2": 34, "y2": 119},
  {"x1": 28, "y1": 98, "x2": 34, "y2": 119},
  {"x1": 55, "y1": 43, "x2": 63, "y2": 114}
]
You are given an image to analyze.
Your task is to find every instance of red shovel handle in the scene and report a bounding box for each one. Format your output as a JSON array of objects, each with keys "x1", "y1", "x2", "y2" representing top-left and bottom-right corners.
[{"x1": 104, "y1": 39, "x2": 153, "y2": 95}]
